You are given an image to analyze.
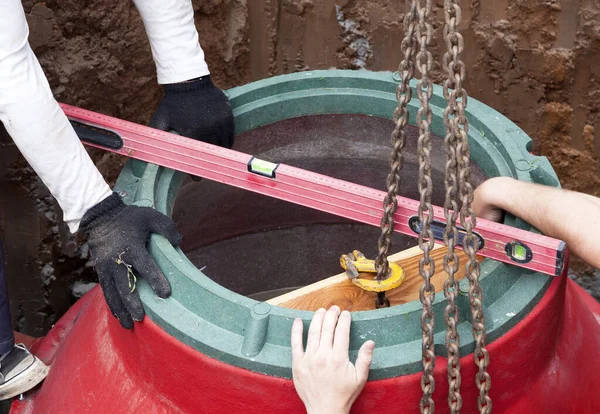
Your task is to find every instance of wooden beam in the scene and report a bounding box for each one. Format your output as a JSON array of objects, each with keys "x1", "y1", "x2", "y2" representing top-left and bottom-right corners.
[{"x1": 267, "y1": 245, "x2": 483, "y2": 311}]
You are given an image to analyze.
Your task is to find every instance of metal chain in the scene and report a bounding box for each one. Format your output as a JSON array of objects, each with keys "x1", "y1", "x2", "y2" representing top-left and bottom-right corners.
[
  {"x1": 441, "y1": 0, "x2": 462, "y2": 411},
  {"x1": 374, "y1": 0, "x2": 418, "y2": 309},
  {"x1": 443, "y1": 1, "x2": 492, "y2": 412},
  {"x1": 441, "y1": 47, "x2": 463, "y2": 414},
  {"x1": 375, "y1": 1, "x2": 491, "y2": 413},
  {"x1": 414, "y1": 1, "x2": 436, "y2": 413}
]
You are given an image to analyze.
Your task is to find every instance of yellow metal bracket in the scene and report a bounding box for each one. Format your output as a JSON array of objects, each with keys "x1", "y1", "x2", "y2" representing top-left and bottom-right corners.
[{"x1": 339, "y1": 250, "x2": 405, "y2": 292}]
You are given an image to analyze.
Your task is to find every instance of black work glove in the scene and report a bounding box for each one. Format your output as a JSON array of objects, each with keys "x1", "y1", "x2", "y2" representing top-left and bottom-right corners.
[
  {"x1": 81, "y1": 193, "x2": 182, "y2": 329},
  {"x1": 149, "y1": 75, "x2": 235, "y2": 149}
]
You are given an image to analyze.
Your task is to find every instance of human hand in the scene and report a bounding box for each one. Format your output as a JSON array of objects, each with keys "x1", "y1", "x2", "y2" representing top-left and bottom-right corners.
[
  {"x1": 473, "y1": 177, "x2": 514, "y2": 223},
  {"x1": 80, "y1": 193, "x2": 182, "y2": 329},
  {"x1": 291, "y1": 306, "x2": 375, "y2": 414},
  {"x1": 150, "y1": 75, "x2": 235, "y2": 148}
]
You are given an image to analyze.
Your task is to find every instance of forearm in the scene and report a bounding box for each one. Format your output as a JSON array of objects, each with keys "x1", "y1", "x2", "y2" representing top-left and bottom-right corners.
[
  {"x1": 132, "y1": 0, "x2": 209, "y2": 84},
  {"x1": 481, "y1": 177, "x2": 600, "y2": 268},
  {"x1": 0, "y1": 1, "x2": 111, "y2": 232}
]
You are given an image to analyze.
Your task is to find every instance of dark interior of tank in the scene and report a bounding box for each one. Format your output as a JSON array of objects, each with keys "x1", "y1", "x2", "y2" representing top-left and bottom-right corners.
[{"x1": 172, "y1": 114, "x2": 486, "y2": 301}]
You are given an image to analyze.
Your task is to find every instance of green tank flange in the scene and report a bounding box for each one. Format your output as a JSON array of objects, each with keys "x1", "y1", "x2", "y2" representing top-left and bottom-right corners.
[{"x1": 113, "y1": 70, "x2": 559, "y2": 380}]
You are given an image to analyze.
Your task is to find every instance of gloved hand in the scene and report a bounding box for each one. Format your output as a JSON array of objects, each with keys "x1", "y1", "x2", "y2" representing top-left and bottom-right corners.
[
  {"x1": 149, "y1": 75, "x2": 235, "y2": 148},
  {"x1": 80, "y1": 193, "x2": 182, "y2": 329}
]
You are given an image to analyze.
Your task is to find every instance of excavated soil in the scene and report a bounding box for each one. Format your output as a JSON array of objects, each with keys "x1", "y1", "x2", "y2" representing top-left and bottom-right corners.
[{"x1": 1, "y1": 0, "x2": 599, "y2": 335}]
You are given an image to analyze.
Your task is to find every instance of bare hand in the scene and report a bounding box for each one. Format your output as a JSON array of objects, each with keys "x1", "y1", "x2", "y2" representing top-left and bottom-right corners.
[
  {"x1": 291, "y1": 306, "x2": 375, "y2": 414},
  {"x1": 473, "y1": 178, "x2": 507, "y2": 223}
]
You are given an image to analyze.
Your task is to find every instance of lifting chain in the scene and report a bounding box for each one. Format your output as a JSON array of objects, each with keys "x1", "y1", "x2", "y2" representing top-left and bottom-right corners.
[
  {"x1": 443, "y1": 1, "x2": 492, "y2": 412},
  {"x1": 413, "y1": 1, "x2": 436, "y2": 413},
  {"x1": 373, "y1": 0, "x2": 418, "y2": 309},
  {"x1": 376, "y1": 1, "x2": 491, "y2": 412},
  {"x1": 441, "y1": 0, "x2": 463, "y2": 412}
]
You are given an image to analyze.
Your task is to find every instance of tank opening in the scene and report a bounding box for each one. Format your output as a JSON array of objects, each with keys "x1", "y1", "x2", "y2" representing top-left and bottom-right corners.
[{"x1": 172, "y1": 114, "x2": 486, "y2": 303}]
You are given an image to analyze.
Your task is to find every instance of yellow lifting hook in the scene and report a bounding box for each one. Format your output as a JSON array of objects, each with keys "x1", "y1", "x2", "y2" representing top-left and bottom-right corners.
[{"x1": 339, "y1": 250, "x2": 405, "y2": 292}]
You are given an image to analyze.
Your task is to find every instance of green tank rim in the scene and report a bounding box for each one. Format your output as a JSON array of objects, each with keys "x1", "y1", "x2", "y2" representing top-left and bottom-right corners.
[{"x1": 114, "y1": 70, "x2": 558, "y2": 380}]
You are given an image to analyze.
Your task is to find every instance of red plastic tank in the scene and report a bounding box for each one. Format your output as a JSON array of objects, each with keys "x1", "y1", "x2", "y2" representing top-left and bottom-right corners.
[
  {"x1": 11, "y1": 70, "x2": 600, "y2": 413},
  {"x1": 11, "y1": 270, "x2": 600, "y2": 414}
]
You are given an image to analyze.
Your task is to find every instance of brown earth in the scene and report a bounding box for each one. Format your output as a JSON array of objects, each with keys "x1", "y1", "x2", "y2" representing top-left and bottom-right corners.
[{"x1": 0, "y1": 0, "x2": 599, "y2": 335}]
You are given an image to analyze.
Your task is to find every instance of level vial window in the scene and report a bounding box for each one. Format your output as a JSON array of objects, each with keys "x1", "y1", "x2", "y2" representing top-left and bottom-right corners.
[
  {"x1": 505, "y1": 241, "x2": 532, "y2": 264},
  {"x1": 512, "y1": 244, "x2": 527, "y2": 261},
  {"x1": 248, "y1": 157, "x2": 279, "y2": 178}
]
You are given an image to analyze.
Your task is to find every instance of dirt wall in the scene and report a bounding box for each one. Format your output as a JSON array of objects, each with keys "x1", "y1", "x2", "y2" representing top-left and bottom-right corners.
[{"x1": 1, "y1": 0, "x2": 599, "y2": 335}]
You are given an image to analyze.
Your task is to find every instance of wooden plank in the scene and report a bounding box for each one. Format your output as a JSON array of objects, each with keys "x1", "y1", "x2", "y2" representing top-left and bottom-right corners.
[{"x1": 267, "y1": 245, "x2": 483, "y2": 311}]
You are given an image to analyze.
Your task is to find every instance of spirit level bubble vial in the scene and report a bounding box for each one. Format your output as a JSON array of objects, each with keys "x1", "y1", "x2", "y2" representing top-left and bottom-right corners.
[
  {"x1": 505, "y1": 241, "x2": 533, "y2": 263},
  {"x1": 248, "y1": 157, "x2": 279, "y2": 178}
]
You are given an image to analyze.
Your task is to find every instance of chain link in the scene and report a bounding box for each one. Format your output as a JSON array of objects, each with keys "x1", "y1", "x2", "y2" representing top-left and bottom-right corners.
[
  {"x1": 443, "y1": 1, "x2": 492, "y2": 412},
  {"x1": 414, "y1": 1, "x2": 436, "y2": 413},
  {"x1": 374, "y1": 0, "x2": 418, "y2": 308}
]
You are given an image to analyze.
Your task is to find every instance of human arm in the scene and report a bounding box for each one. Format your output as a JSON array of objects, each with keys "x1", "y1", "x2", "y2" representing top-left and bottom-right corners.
[
  {"x1": 473, "y1": 176, "x2": 600, "y2": 269},
  {"x1": 0, "y1": 1, "x2": 181, "y2": 329},
  {"x1": 0, "y1": 0, "x2": 112, "y2": 231},
  {"x1": 132, "y1": 0, "x2": 234, "y2": 148},
  {"x1": 291, "y1": 306, "x2": 375, "y2": 414}
]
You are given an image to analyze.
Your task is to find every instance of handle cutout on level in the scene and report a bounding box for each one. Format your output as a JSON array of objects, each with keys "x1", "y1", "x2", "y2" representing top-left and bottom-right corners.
[
  {"x1": 70, "y1": 120, "x2": 123, "y2": 150},
  {"x1": 247, "y1": 157, "x2": 279, "y2": 178},
  {"x1": 408, "y1": 216, "x2": 485, "y2": 251}
]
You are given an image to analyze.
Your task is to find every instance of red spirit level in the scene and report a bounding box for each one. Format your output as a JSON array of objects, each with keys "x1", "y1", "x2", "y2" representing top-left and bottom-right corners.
[{"x1": 61, "y1": 103, "x2": 566, "y2": 277}]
